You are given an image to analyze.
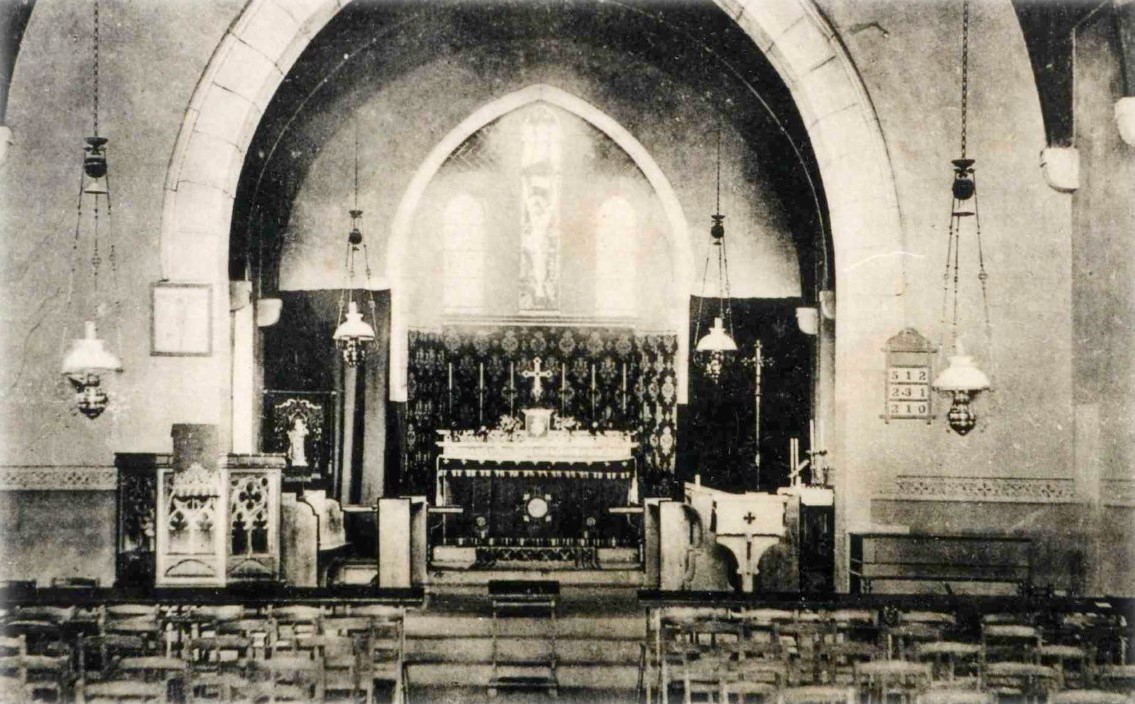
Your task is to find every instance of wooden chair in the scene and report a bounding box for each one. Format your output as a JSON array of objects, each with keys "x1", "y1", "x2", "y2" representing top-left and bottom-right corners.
[
  {"x1": 8, "y1": 607, "x2": 75, "y2": 626},
  {"x1": 360, "y1": 615, "x2": 404, "y2": 701},
  {"x1": 854, "y1": 660, "x2": 931, "y2": 704},
  {"x1": 777, "y1": 685, "x2": 856, "y2": 704},
  {"x1": 3, "y1": 609, "x2": 72, "y2": 659},
  {"x1": 818, "y1": 640, "x2": 880, "y2": 686},
  {"x1": 19, "y1": 654, "x2": 69, "y2": 703},
  {"x1": 104, "y1": 604, "x2": 161, "y2": 622},
  {"x1": 1037, "y1": 642, "x2": 1092, "y2": 689},
  {"x1": 1059, "y1": 612, "x2": 1127, "y2": 666},
  {"x1": 827, "y1": 609, "x2": 879, "y2": 645},
  {"x1": 690, "y1": 618, "x2": 744, "y2": 651},
  {"x1": 215, "y1": 618, "x2": 273, "y2": 660},
  {"x1": 1096, "y1": 664, "x2": 1135, "y2": 693},
  {"x1": 982, "y1": 662, "x2": 1059, "y2": 704},
  {"x1": 681, "y1": 655, "x2": 730, "y2": 704},
  {"x1": 0, "y1": 673, "x2": 24, "y2": 704},
  {"x1": 915, "y1": 641, "x2": 982, "y2": 688},
  {"x1": 884, "y1": 612, "x2": 956, "y2": 660},
  {"x1": 297, "y1": 634, "x2": 369, "y2": 703},
  {"x1": 981, "y1": 624, "x2": 1042, "y2": 665},
  {"x1": 78, "y1": 679, "x2": 166, "y2": 703},
  {"x1": 270, "y1": 606, "x2": 324, "y2": 653},
  {"x1": 915, "y1": 691, "x2": 994, "y2": 704},
  {"x1": 115, "y1": 656, "x2": 187, "y2": 704},
  {"x1": 1049, "y1": 692, "x2": 1133, "y2": 704},
  {"x1": 103, "y1": 616, "x2": 164, "y2": 659},
  {"x1": 780, "y1": 619, "x2": 828, "y2": 685},
  {"x1": 0, "y1": 638, "x2": 26, "y2": 659},
  {"x1": 721, "y1": 660, "x2": 789, "y2": 703},
  {"x1": 183, "y1": 636, "x2": 256, "y2": 704},
  {"x1": 79, "y1": 634, "x2": 152, "y2": 682},
  {"x1": 246, "y1": 655, "x2": 325, "y2": 703}
]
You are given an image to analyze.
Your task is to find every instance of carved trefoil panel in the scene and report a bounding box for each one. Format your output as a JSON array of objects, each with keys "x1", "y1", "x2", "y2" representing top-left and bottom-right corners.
[
  {"x1": 227, "y1": 468, "x2": 281, "y2": 582},
  {"x1": 156, "y1": 462, "x2": 227, "y2": 586}
]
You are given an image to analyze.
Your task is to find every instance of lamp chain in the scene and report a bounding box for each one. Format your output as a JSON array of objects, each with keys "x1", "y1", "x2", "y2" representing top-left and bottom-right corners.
[
  {"x1": 715, "y1": 125, "x2": 721, "y2": 214},
  {"x1": 353, "y1": 117, "x2": 359, "y2": 211},
  {"x1": 960, "y1": 0, "x2": 969, "y2": 159},
  {"x1": 93, "y1": 0, "x2": 100, "y2": 138}
]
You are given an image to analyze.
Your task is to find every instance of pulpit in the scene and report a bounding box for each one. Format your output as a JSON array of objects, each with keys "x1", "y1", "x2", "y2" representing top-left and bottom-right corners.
[
  {"x1": 116, "y1": 425, "x2": 288, "y2": 587},
  {"x1": 684, "y1": 482, "x2": 788, "y2": 592}
]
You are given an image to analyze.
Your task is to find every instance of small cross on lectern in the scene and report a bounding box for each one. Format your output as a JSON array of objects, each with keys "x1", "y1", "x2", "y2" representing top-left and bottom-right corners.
[
  {"x1": 521, "y1": 357, "x2": 554, "y2": 402},
  {"x1": 743, "y1": 512, "x2": 756, "y2": 525}
]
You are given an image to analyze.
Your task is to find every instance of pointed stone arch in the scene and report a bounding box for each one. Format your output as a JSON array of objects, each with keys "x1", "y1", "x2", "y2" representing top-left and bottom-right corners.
[
  {"x1": 159, "y1": 0, "x2": 907, "y2": 587},
  {"x1": 384, "y1": 84, "x2": 695, "y2": 403}
]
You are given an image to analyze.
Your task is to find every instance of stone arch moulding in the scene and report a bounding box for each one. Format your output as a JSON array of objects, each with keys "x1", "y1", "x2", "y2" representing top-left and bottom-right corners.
[
  {"x1": 160, "y1": 0, "x2": 906, "y2": 585},
  {"x1": 385, "y1": 83, "x2": 695, "y2": 404}
]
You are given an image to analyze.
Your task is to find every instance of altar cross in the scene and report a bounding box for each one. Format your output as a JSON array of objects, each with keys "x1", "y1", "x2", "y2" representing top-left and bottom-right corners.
[{"x1": 521, "y1": 357, "x2": 554, "y2": 402}]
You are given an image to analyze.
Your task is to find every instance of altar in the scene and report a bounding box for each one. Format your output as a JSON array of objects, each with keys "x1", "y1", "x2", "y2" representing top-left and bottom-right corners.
[{"x1": 431, "y1": 409, "x2": 642, "y2": 568}]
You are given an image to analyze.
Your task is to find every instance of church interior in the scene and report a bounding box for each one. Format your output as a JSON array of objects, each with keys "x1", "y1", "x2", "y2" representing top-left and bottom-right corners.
[{"x1": 1, "y1": 0, "x2": 1134, "y2": 701}]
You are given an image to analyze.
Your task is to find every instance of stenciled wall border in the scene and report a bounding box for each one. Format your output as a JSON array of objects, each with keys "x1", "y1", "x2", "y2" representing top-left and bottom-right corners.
[
  {"x1": 880, "y1": 475, "x2": 1078, "y2": 504},
  {"x1": 0, "y1": 466, "x2": 117, "y2": 491}
]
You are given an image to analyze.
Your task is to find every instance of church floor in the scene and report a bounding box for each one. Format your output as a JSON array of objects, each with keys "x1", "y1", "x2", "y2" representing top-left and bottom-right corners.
[
  {"x1": 404, "y1": 584, "x2": 645, "y2": 700},
  {"x1": 409, "y1": 686, "x2": 636, "y2": 704}
]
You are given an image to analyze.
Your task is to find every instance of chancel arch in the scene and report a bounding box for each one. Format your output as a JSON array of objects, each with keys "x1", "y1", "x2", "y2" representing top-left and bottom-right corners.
[{"x1": 155, "y1": 0, "x2": 905, "y2": 588}]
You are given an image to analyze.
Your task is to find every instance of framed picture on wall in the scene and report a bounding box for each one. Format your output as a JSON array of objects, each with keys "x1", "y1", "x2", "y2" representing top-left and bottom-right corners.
[{"x1": 151, "y1": 282, "x2": 212, "y2": 356}]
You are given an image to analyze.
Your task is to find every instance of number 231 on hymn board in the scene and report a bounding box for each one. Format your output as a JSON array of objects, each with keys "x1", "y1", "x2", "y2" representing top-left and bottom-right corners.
[{"x1": 883, "y1": 328, "x2": 935, "y2": 423}]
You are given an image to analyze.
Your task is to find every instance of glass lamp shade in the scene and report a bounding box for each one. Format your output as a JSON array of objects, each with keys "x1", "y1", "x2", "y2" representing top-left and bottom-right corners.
[
  {"x1": 933, "y1": 344, "x2": 990, "y2": 436},
  {"x1": 333, "y1": 301, "x2": 376, "y2": 367},
  {"x1": 696, "y1": 317, "x2": 737, "y2": 383},
  {"x1": 932, "y1": 347, "x2": 990, "y2": 394},
  {"x1": 695, "y1": 317, "x2": 738, "y2": 352},
  {"x1": 61, "y1": 321, "x2": 122, "y2": 419},
  {"x1": 61, "y1": 321, "x2": 122, "y2": 376}
]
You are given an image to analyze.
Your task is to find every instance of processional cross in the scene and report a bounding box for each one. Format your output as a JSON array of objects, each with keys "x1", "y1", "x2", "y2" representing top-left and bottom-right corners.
[{"x1": 521, "y1": 357, "x2": 554, "y2": 402}]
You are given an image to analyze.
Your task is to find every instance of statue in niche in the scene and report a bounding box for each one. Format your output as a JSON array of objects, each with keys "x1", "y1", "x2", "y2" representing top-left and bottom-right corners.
[{"x1": 286, "y1": 416, "x2": 309, "y2": 468}]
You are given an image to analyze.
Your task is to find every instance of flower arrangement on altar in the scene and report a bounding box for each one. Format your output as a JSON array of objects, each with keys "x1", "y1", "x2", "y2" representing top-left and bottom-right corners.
[{"x1": 445, "y1": 412, "x2": 629, "y2": 443}]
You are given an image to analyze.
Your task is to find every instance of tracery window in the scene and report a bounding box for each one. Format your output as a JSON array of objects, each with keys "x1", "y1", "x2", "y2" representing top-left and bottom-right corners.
[
  {"x1": 594, "y1": 195, "x2": 637, "y2": 317},
  {"x1": 443, "y1": 193, "x2": 486, "y2": 314}
]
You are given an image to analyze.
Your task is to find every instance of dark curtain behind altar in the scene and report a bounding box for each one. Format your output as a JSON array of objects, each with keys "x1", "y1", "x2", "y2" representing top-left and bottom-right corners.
[
  {"x1": 401, "y1": 326, "x2": 680, "y2": 499},
  {"x1": 261, "y1": 290, "x2": 390, "y2": 504},
  {"x1": 682, "y1": 297, "x2": 813, "y2": 493}
]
